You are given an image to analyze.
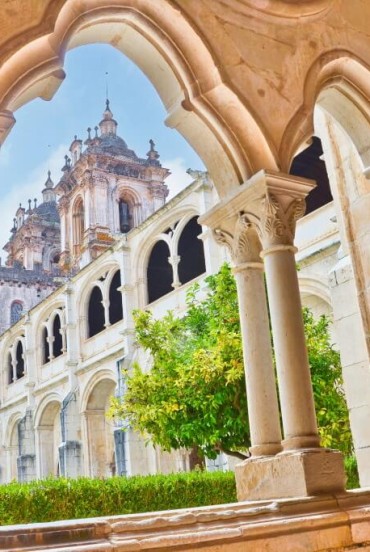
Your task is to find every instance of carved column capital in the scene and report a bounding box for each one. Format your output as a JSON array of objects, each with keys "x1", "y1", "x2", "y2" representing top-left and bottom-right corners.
[
  {"x1": 243, "y1": 192, "x2": 306, "y2": 249},
  {"x1": 213, "y1": 212, "x2": 262, "y2": 266},
  {"x1": 200, "y1": 170, "x2": 315, "y2": 258}
]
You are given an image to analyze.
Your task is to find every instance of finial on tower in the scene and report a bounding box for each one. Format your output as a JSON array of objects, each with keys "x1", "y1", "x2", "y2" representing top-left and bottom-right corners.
[
  {"x1": 44, "y1": 170, "x2": 54, "y2": 189},
  {"x1": 146, "y1": 139, "x2": 160, "y2": 165}
]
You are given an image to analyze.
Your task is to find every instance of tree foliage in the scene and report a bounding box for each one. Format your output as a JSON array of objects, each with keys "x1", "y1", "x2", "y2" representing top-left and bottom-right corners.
[{"x1": 110, "y1": 263, "x2": 352, "y2": 458}]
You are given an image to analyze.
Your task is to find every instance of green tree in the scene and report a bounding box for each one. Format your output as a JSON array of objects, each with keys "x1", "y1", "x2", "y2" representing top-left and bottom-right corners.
[{"x1": 109, "y1": 264, "x2": 352, "y2": 459}]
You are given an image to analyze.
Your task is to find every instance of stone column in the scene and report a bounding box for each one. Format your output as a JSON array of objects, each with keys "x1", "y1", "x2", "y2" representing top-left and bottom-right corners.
[
  {"x1": 200, "y1": 170, "x2": 345, "y2": 500},
  {"x1": 257, "y1": 193, "x2": 320, "y2": 450},
  {"x1": 199, "y1": 208, "x2": 282, "y2": 458},
  {"x1": 169, "y1": 255, "x2": 181, "y2": 289}
]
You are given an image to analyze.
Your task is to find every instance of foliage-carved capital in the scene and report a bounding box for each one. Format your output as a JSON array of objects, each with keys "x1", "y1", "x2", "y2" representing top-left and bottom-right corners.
[
  {"x1": 258, "y1": 193, "x2": 306, "y2": 247},
  {"x1": 213, "y1": 213, "x2": 262, "y2": 265}
]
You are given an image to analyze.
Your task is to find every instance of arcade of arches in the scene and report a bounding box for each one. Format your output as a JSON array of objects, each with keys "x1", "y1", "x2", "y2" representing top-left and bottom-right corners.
[{"x1": 2, "y1": 1, "x2": 370, "y2": 550}]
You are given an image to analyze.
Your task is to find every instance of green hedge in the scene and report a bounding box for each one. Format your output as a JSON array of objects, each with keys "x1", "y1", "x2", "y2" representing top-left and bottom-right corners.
[
  {"x1": 0, "y1": 458, "x2": 360, "y2": 526},
  {"x1": 0, "y1": 471, "x2": 237, "y2": 526}
]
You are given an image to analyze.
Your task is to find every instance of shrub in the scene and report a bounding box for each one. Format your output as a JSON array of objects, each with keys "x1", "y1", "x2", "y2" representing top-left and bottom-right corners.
[
  {"x1": 0, "y1": 471, "x2": 236, "y2": 526},
  {"x1": 345, "y1": 455, "x2": 360, "y2": 490}
]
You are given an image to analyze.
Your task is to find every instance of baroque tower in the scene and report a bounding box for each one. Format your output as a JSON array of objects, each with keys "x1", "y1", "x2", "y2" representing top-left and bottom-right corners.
[{"x1": 55, "y1": 100, "x2": 170, "y2": 272}]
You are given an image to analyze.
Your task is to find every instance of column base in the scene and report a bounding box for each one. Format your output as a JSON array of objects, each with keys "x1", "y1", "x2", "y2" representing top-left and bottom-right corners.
[{"x1": 235, "y1": 449, "x2": 345, "y2": 501}]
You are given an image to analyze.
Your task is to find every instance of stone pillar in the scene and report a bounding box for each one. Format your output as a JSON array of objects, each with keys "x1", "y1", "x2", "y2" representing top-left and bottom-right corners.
[
  {"x1": 17, "y1": 409, "x2": 36, "y2": 482},
  {"x1": 200, "y1": 170, "x2": 345, "y2": 500},
  {"x1": 211, "y1": 217, "x2": 282, "y2": 457},
  {"x1": 114, "y1": 429, "x2": 127, "y2": 476},
  {"x1": 256, "y1": 191, "x2": 320, "y2": 450},
  {"x1": 64, "y1": 283, "x2": 79, "y2": 388},
  {"x1": 59, "y1": 391, "x2": 83, "y2": 478},
  {"x1": 169, "y1": 255, "x2": 181, "y2": 289}
]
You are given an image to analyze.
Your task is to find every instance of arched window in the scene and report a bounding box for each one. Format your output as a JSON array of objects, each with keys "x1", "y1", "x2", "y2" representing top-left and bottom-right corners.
[
  {"x1": 119, "y1": 200, "x2": 132, "y2": 233},
  {"x1": 88, "y1": 286, "x2": 105, "y2": 338},
  {"x1": 289, "y1": 136, "x2": 333, "y2": 215},
  {"x1": 147, "y1": 240, "x2": 172, "y2": 303},
  {"x1": 42, "y1": 326, "x2": 49, "y2": 364},
  {"x1": 178, "y1": 217, "x2": 206, "y2": 285},
  {"x1": 15, "y1": 341, "x2": 25, "y2": 379},
  {"x1": 52, "y1": 314, "x2": 63, "y2": 358},
  {"x1": 7, "y1": 353, "x2": 13, "y2": 384},
  {"x1": 50, "y1": 252, "x2": 60, "y2": 272},
  {"x1": 73, "y1": 197, "x2": 85, "y2": 246},
  {"x1": 10, "y1": 301, "x2": 23, "y2": 325},
  {"x1": 109, "y1": 270, "x2": 123, "y2": 325}
]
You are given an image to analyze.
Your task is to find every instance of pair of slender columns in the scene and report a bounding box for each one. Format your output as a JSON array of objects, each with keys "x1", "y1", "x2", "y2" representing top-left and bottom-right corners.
[{"x1": 200, "y1": 171, "x2": 320, "y2": 456}]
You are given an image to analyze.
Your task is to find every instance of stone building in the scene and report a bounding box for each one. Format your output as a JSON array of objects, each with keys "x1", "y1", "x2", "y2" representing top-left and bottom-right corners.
[
  {"x1": 0, "y1": 171, "x2": 61, "y2": 335},
  {"x1": 2, "y1": 2, "x2": 370, "y2": 551}
]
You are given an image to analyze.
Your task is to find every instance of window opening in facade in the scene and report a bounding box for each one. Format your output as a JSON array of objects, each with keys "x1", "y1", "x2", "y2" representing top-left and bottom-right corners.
[
  {"x1": 53, "y1": 314, "x2": 63, "y2": 358},
  {"x1": 119, "y1": 200, "x2": 132, "y2": 233},
  {"x1": 10, "y1": 301, "x2": 23, "y2": 325},
  {"x1": 109, "y1": 270, "x2": 123, "y2": 325},
  {"x1": 7, "y1": 353, "x2": 13, "y2": 384},
  {"x1": 42, "y1": 326, "x2": 49, "y2": 364},
  {"x1": 147, "y1": 240, "x2": 172, "y2": 303},
  {"x1": 15, "y1": 341, "x2": 25, "y2": 379},
  {"x1": 178, "y1": 216, "x2": 206, "y2": 285},
  {"x1": 88, "y1": 286, "x2": 105, "y2": 337}
]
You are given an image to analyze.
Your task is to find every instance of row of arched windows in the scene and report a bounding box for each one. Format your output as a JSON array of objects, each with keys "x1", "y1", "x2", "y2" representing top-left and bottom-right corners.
[
  {"x1": 5, "y1": 215, "x2": 205, "y2": 382},
  {"x1": 88, "y1": 269, "x2": 123, "y2": 338},
  {"x1": 147, "y1": 216, "x2": 206, "y2": 303},
  {"x1": 42, "y1": 310, "x2": 65, "y2": 364}
]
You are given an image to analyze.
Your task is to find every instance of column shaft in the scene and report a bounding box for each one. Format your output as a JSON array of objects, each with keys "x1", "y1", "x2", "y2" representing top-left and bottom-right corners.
[
  {"x1": 263, "y1": 246, "x2": 320, "y2": 449},
  {"x1": 234, "y1": 263, "x2": 282, "y2": 455}
]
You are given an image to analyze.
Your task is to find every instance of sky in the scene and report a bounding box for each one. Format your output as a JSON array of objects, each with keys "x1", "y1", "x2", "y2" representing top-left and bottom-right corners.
[{"x1": 0, "y1": 44, "x2": 205, "y2": 254}]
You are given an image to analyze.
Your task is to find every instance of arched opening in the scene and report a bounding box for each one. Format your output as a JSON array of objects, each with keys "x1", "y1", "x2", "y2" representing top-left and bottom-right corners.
[
  {"x1": 50, "y1": 252, "x2": 60, "y2": 272},
  {"x1": 88, "y1": 286, "x2": 105, "y2": 338},
  {"x1": 289, "y1": 136, "x2": 333, "y2": 215},
  {"x1": 7, "y1": 352, "x2": 13, "y2": 384},
  {"x1": 37, "y1": 401, "x2": 61, "y2": 478},
  {"x1": 15, "y1": 341, "x2": 24, "y2": 380},
  {"x1": 42, "y1": 326, "x2": 49, "y2": 365},
  {"x1": 178, "y1": 217, "x2": 206, "y2": 285},
  {"x1": 10, "y1": 301, "x2": 23, "y2": 326},
  {"x1": 109, "y1": 270, "x2": 123, "y2": 325},
  {"x1": 52, "y1": 314, "x2": 63, "y2": 358},
  {"x1": 119, "y1": 200, "x2": 132, "y2": 233},
  {"x1": 84, "y1": 378, "x2": 116, "y2": 478},
  {"x1": 73, "y1": 197, "x2": 85, "y2": 251},
  {"x1": 147, "y1": 240, "x2": 172, "y2": 303}
]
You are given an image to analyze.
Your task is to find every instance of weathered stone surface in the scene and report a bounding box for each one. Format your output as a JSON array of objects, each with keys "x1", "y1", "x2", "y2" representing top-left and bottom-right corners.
[
  {"x1": 235, "y1": 450, "x2": 345, "y2": 501},
  {"x1": 2, "y1": 492, "x2": 370, "y2": 551}
]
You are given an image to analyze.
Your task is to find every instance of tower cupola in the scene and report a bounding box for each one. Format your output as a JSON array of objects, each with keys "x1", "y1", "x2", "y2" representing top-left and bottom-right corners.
[
  {"x1": 42, "y1": 171, "x2": 56, "y2": 203},
  {"x1": 99, "y1": 99, "x2": 118, "y2": 136}
]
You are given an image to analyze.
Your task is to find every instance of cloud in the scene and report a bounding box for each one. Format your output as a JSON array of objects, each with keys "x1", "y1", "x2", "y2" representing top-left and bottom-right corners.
[
  {"x1": 0, "y1": 143, "x2": 68, "y2": 256},
  {"x1": 162, "y1": 157, "x2": 194, "y2": 199}
]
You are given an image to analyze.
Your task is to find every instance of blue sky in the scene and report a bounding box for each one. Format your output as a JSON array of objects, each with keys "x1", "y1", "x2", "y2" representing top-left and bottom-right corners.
[{"x1": 0, "y1": 44, "x2": 204, "y2": 252}]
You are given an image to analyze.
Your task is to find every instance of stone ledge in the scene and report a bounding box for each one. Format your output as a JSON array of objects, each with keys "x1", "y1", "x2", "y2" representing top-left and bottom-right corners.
[{"x1": 2, "y1": 490, "x2": 370, "y2": 551}]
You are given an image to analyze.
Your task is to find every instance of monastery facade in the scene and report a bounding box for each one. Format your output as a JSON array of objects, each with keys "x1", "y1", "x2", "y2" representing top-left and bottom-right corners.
[
  {"x1": 0, "y1": 101, "x2": 358, "y2": 484},
  {"x1": 3, "y1": 2, "x2": 370, "y2": 548}
]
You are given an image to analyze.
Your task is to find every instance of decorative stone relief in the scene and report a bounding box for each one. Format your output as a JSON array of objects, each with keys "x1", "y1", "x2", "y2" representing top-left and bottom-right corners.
[{"x1": 213, "y1": 213, "x2": 262, "y2": 265}]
